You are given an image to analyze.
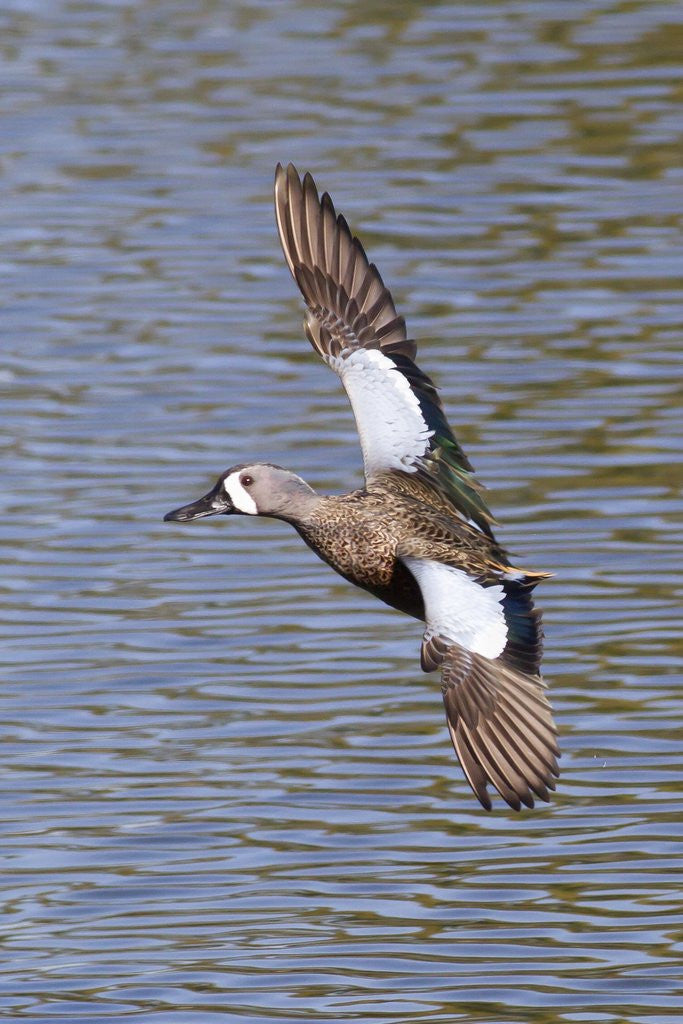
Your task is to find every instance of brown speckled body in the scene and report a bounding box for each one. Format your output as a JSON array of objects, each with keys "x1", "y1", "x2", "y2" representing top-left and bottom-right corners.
[
  {"x1": 294, "y1": 488, "x2": 422, "y2": 618},
  {"x1": 289, "y1": 475, "x2": 514, "y2": 622}
]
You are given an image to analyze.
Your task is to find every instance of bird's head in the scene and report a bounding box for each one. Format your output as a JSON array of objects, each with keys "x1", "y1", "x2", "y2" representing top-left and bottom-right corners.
[{"x1": 164, "y1": 463, "x2": 316, "y2": 522}]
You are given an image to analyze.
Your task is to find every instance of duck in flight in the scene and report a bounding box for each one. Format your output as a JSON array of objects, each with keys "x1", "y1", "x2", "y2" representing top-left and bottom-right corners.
[{"x1": 165, "y1": 163, "x2": 559, "y2": 811}]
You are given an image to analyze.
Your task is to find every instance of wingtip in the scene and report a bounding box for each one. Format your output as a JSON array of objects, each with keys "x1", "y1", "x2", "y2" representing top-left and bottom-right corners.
[
  {"x1": 479, "y1": 791, "x2": 493, "y2": 812},
  {"x1": 274, "y1": 161, "x2": 303, "y2": 194},
  {"x1": 286, "y1": 160, "x2": 302, "y2": 194},
  {"x1": 320, "y1": 190, "x2": 335, "y2": 213},
  {"x1": 274, "y1": 161, "x2": 287, "y2": 189},
  {"x1": 274, "y1": 163, "x2": 286, "y2": 215}
]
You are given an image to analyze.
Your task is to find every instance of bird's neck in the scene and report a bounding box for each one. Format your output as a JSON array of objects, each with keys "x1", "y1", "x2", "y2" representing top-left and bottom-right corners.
[{"x1": 273, "y1": 482, "x2": 323, "y2": 527}]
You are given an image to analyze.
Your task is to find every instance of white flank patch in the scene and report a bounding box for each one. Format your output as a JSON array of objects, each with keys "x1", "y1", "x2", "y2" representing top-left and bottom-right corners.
[
  {"x1": 503, "y1": 568, "x2": 526, "y2": 582},
  {"x1": 223, "y1": 472, "x2": 258, "y2": 515},
  {"x1": 402, "y1": 556, "x2": 507, "y2": 660},
  {"x1": 327, "y1": 348, "x2": 433, "y2": 478}
]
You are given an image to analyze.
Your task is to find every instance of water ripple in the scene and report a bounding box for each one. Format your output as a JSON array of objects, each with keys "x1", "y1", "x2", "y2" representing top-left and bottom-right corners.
[{"x1": 1, "y1": 0, "x2": 681, "y2": 1020}]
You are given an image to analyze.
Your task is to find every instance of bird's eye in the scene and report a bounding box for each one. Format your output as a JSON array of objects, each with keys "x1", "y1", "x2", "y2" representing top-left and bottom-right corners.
[{"x1": 241, "y1": 474, "x2": 254, "y2": 487}]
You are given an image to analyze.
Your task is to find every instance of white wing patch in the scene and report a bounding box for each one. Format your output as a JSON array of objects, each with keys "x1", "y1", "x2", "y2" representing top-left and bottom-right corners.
[
  {"x1": 326, "y1": 348, "x2": 433, "y2": 478},
  {"x1": 223, "y1": 472, "x2": 257, "y2": 515},
  {"x1": 402, "y1": 556, "x2": 508, "y2": 660}
]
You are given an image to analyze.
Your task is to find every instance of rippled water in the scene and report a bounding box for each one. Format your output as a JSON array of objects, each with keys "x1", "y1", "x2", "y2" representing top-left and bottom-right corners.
[{"x1": 2, "y1": 1, "x2": 682, "y2": 1021}]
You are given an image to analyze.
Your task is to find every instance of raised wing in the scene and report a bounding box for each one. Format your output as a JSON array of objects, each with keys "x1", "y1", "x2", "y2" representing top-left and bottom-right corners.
[
  {"x1": 274, "y1": 163, "x2": 494, "y2": 535},
  {"x1": 401, "y1": 554, "x2": 559, "y2": 810}
]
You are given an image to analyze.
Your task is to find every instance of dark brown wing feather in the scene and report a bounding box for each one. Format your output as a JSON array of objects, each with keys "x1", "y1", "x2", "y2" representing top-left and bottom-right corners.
[
  {"x1": 440, "y1": 643, "x2": 559, "y2": 811},
  {"x1": 274, "y1": 162, "x2": 412, "y2": 360}
]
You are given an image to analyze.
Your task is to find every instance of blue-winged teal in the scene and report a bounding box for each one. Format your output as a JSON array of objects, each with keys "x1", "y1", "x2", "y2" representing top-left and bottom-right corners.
[{"x1": 165, "y1": 164, "x2": 559, "y2": 811}]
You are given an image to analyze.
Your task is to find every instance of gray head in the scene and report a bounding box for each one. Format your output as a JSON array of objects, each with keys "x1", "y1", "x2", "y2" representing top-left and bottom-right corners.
[{"x1": 164, "y1": 463, "x2": 318, "y2": 523}]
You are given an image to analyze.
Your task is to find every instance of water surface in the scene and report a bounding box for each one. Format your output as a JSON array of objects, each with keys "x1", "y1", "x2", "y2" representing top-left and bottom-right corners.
[{"x1": 1, "y1": 1, "x2": 682, "y2": 1021}]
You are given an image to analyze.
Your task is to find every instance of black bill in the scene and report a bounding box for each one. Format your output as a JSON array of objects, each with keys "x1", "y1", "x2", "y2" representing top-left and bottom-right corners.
[{"x1": 164, "y1": 481, "x2": 233, "y2": 523}]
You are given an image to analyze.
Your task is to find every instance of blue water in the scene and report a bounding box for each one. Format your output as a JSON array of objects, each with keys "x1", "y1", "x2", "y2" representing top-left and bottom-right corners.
[{"x1": 2, "y1": 1, "x2": 682, "y2": 1020}]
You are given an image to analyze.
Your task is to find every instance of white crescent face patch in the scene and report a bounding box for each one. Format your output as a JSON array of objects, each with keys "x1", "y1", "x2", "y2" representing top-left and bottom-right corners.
[{"x1": 223, "y1": 471, "x2": 258, "y2": 515}]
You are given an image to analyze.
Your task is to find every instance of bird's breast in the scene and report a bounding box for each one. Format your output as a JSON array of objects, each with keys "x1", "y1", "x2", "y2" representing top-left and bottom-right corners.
[
  {"x1": 294, "y1": 499, "x2": 424, "y2": 619},
  {"x1": 297, "y1": 515, "x2": 395, "y2": 587}
]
